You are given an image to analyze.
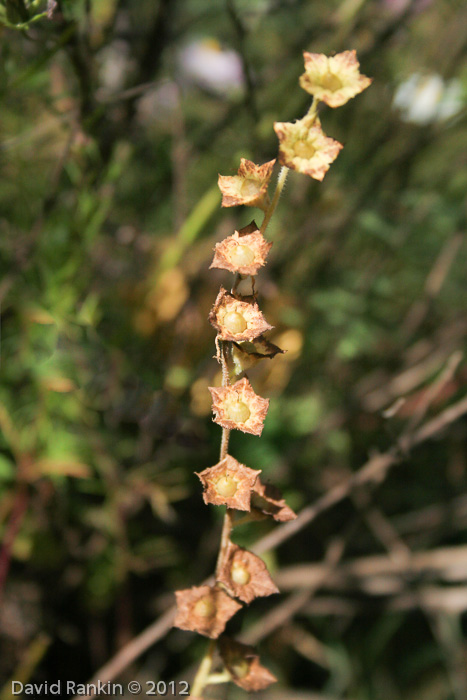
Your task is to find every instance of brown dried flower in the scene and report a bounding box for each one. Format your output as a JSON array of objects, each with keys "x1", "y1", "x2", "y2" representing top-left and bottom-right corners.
[
  {"x1": 299, "y1": 50, "x2": 372, "y2": 108},
  {"x1": 251, "y1": 478, "x2": 297, "y2": 522},
  {"x1": 209, "y1": 377, "x2": 269, "y2": 436},
  {"x1": 274, "y1": 118, "x2": 342, "y2": 181},
  {"x1": 210, "y1": 221, "x2": 272, "y2": 276},
  {"x1": 174, "y1": 585, "x2": 242, "y2": 639},
  {"x1": 217, "y1": 542, "x2": 279, "y2": 603},
  {"x1": 218, "y1": 159, "x2": 276, "y2": 210},
  {"x1": 196, "y1": 455, "x2": 261, "y2": 511},
  {"x1": 219, "y1": 637, "x2": 277, "y2": 691},
  {"x1": 209, "y1": 287, "x2": 273, "y2": 342},
  {"x1": 231, "y1": 335, "x2": 284, "y2": 374}
]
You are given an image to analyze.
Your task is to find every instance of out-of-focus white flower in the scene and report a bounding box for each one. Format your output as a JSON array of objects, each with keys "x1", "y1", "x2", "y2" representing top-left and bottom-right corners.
[
  {"x1": 381, "y1": 0, "x2": 433, "y2": 15},
  {"x1": 98, "y1": 40, "x2": 134, "y2": 93},
  {"x1": 393, "y1": 73, "x2": 463, "y2": 125},
  {"x1": 178, "y1": 38, "x2": 245, "y2": 95}
]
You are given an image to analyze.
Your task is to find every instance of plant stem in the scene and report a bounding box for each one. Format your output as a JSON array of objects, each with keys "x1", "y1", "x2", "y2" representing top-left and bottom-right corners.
[
  {"x1": 219, "y1": 427, "x2": 230, "y2": 460},
  {"x1": 306, "y1": 96, "x2": 319, "y2": 120},
  {"x1": 190, "y1": 639, "x2": 216, "y2": 698},
  {"x1": 215, "y1": 508, "x2": 234, "y2": 576},
  {"x1": 206, "y1": 670, "x2": 232, "y2": 684},
  {"x1": 192, "y1": 115, "x2": 299, "y2": 700},
  {"x1": 219, "y1": 341, "x2": 231, "y2": 461},
  {"x1": 260, "y1": 165, "x2": 289, "y2": 235}
]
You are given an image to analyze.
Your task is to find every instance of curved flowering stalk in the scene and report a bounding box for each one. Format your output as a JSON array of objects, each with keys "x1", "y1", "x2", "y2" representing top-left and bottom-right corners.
[{"x1": 174, "y1": 50, "x2": 371, "y2": 698}]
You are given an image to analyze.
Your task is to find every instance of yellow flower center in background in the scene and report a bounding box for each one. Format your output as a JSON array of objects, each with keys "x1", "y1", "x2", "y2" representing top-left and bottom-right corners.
[
  {"x1": 230, "y1": 244, "x2": 256, "y2": 267},
  {"x1": 215, "y1": 474, "x2": 238, "y2": 498},
  {"x1": 230, "y1": 657, "x2": 250, "y2": 679},
  {"x1": 293, "y1": 140, "x2": 316, "y2": 159},
  {"x1": 226, "y1": 400, "x2": 251, "y2": 423},
  {"x1": 194, "y1": 596, "x2": 215, "y2": 618},
  {"x1": 240, "y1": 178, "x2": 261, "y2": 198},
  {"x1": 223, "y1": 310, "x2": 247, "y2": 334},
  {"x1": 231, "y1": 561, "x2": 251, "y2": 585},
  {"x1": 320, "y1": 71, "x2": 342, "y2": 92}
]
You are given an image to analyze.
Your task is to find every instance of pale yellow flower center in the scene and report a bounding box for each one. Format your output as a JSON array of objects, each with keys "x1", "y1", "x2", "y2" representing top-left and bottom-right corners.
[
  {"x1": 229, "y1": 244, "x2": 256, "y2": 267},
  {"x1": 230, "y1": 657, "x2": 250, "y2": 679},
  {"x1": 231, "y1": 561, "x2": 251, "y2": 585},
  {"x1": 240, "y1": 178, "x2": 261, "y2": 198},
  {"x1": 215, "y1": 474, "x2": 238, "y2": 498},
  {"x1": 293, "y1": 140, "x2": 316, "y2": 159},
  {"x1": 194, "y1": 596, "x2": 215, "y2": 618},
  {"x1": 223, "y1": 310, "x2": 247, "y2": 334},
  {"x1": 320, "y1": 71, "x2": 343, "y2": 92},
  {"x1": 226, "y1": 400, "x2": 251, "y2": 423}
]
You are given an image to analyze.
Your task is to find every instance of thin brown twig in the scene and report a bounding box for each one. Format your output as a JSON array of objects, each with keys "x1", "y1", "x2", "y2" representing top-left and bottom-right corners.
[
  {"x1": 275, "y1": 544, "x2": 467, "y2": 591},
  {"x1": 400, "y1": 350, "x2": 463, "y2": 442},
  {"x1": 357, "y1": 315, "x2": 467, "y2": 412},
  {"x1": 301, "y1": 586, "x2": 467, "y2": 617},
  {"x1": 401, "y1": 232, "x2": 464, "y2": 339}
]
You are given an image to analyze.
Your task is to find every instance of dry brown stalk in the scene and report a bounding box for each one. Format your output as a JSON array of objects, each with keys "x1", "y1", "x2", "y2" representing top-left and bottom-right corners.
[
  {"x1": 181, "y1": 49, "x2": 372, "y2": 698},
  {"x1": 276, "y1": 544, "x2": 467, "y2": 591},
  {"x1": 301, "y1": 586, "x2": 467, "y2": 616}
]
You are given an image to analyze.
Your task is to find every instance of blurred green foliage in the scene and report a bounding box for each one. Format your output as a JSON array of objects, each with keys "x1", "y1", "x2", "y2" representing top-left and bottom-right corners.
[{"x1": 1, "y1": 0, "x2": 467, "y2": 698}]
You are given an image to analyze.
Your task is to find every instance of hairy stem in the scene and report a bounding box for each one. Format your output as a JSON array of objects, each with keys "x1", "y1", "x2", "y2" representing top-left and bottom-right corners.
[
  {"x1": 219, "y1": 428, "x2": 230, "y2": 461},
  {"x1": 215, "y1": 508, "x2": 234, "y2": 576},
  {"x1": 260, "y1": 165, "x2": 289, "y2": 235},
  {"x1": 219, "y1": 341, "x2": 231, "y2": 461}
]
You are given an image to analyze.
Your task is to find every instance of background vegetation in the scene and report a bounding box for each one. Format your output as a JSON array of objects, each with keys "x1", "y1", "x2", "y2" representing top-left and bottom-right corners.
[{"x1": 1, "y1": 1, "x2": 467, "y2": 698}]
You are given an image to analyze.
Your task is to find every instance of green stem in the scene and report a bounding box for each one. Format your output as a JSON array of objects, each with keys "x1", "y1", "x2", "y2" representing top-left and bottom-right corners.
[
  {"x1": 206, "y1": 670, "x2": 232, "y2": 685},
  {"x1": 190, "y1": 640, "x2": 216, "y2": 698},
  {"x1": 260, "y1": 165, "x2": 289, "y2": 235},
  {"x1": 306, "y1": 96, "x2": 319, "y2": 120}
]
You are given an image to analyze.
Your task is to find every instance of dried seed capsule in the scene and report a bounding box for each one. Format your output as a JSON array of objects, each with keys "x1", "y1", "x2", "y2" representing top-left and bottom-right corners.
[
  {"x1": 219, "y1": 637, "x2": 277, "y2": 691},
  {"x1": 251, "y1": 477, "x2": 297, "y2": 522},
  {"x1": 209, "y1": 288, "x2": 273, "y2": 343},
  {"x1": 196, "y1": 455, "x2": 261, "y2": 511},
  {"x1": 299, "y1": 50, "x2": 372, "y2": 108},
  {"x1": 209, "y1": 377, "x2": 269, "y2": 436},
  {"x1": 274, "y1": 118, "x2": 342, "y2": 181},
  {"x1": 210, "y1": 221, "x2": 272, "y2": 276},
  {"x1": 217, "y1": 542, "x2": 279, "y2": 603},
  {"x1": 218, "y1": 159, "x2": 276, "y2": 210},
  {"x1": 174, "y1": 585, "x2": 242, "y2": 639}
]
